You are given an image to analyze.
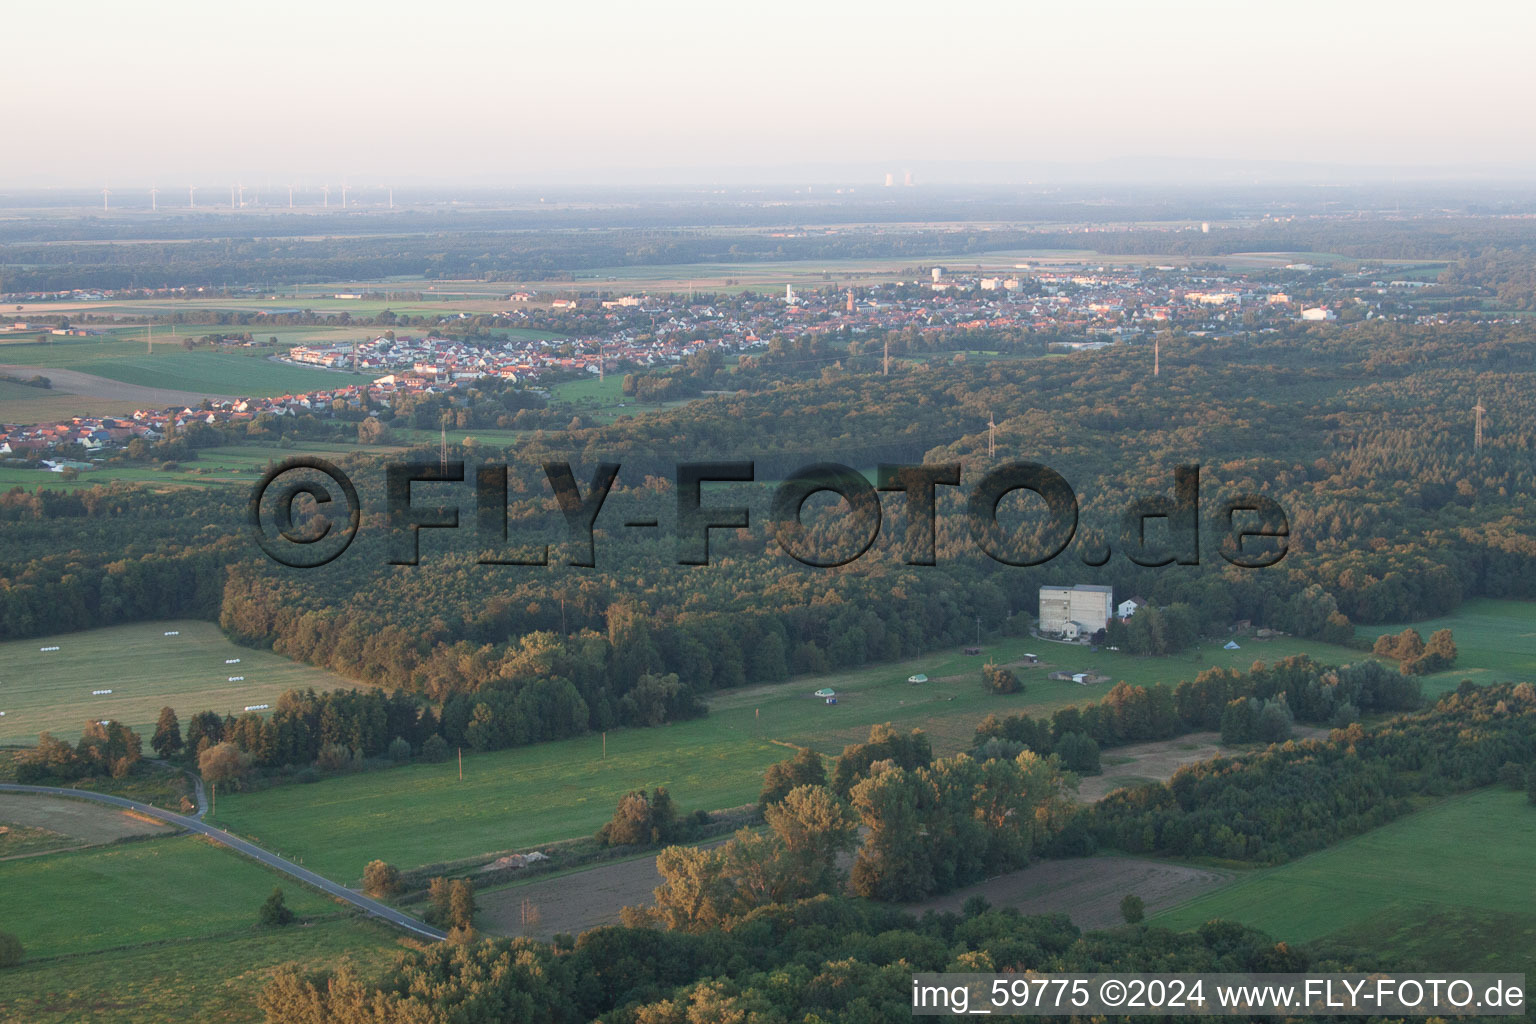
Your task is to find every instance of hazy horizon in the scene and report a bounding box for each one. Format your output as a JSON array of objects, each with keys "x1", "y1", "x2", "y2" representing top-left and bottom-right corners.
[{"x1": 4, "y1": 0, "x2": 1535, "y2": 189}]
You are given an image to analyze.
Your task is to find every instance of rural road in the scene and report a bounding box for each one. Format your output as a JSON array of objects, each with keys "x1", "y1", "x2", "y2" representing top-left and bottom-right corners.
[{"x1": 0, "y1": 783, "x2": 447, "y2": 941}]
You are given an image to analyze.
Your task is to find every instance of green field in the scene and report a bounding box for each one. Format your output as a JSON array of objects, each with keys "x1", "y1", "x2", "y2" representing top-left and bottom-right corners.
[
  {"x1": 210, "y1": 631, "x2": 1374, "y2": 878},
  {"x1": 1152, "y1": 788, "x2": 1536, "y2": 974},
  {"x1": 0, "y1": 830, "x2": 406, "y2": 1024},
  {"x1": 0, "y1": 335, "x2": 343, "y2": 396},
  {"x1": 0, "y1": 918, "x2": 403, "y2": 1024},
  {"x1": 210, "y1": 721, "x2": 785, "y2": 880},
  {"x1": 0, "y1": 619, "x2": 358, "y2": 743},
  {"x1": 0, "y1": 834, "x2": 349, "y2": 958},
  {"x1": 0, "y1": 378, "x2": 133, "y2": 421},
  {"x1": 1360, "y1": 598, "x2": 1536, "y2": 695}
]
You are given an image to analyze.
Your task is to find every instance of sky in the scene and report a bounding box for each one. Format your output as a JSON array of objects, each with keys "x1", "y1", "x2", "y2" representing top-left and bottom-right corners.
[{"x1": 5, "y1": 0, "x2": 1535, "y2": 188}]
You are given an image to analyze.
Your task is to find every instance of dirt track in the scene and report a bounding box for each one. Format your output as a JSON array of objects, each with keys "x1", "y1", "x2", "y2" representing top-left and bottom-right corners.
[
  {"x1": 0, "y1": 793, "x2": 174, "y2": 852},
  {"x1": 479, "y1": 853, "x2": 669, "y2": 941},
  {"x1": 0, "y1": 364, "x2": 232, "y2": 406},
  {"x1": 907, "y1": 856, "x2": 1232, "y2": 930}
]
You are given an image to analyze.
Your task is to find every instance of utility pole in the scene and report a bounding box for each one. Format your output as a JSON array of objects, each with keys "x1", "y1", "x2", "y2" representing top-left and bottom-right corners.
[
  {"x1": 458, "y1": 747, "x2": 463, "y2": 781},
  {"x1": 987, "y1": 412, "x2": 997, "y2": 458},
  {"x1": 1474, "y1": 401, "x2": 1485, "y2": 449},
  {"x1": 1154, "y1": 335, "x2": 1160, "y2": 377}
]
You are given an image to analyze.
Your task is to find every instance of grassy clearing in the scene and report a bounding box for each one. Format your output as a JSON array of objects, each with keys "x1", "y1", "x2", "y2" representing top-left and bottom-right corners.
[
  {"x1": 0, "y1": 834, "x2": 349, "y2": 959},
  {"x1": 1358, "y1": 597, "x2": 1536, "y2": 696},
  {"x1": 0, "y1": 619, "x2": 358, "y2": 744},
  {"x1": 0, "y1": 913, "x2": 404, "y2": 1024},
  {"x1": 1151, "y1": 788, "x2": 1536, "y2": 973}
]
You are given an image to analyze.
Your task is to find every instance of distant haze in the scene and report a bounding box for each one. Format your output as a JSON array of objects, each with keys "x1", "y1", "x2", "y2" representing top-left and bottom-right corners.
[{"x1": 4, "y1": 0, "x2": 1534, "y2": 188}]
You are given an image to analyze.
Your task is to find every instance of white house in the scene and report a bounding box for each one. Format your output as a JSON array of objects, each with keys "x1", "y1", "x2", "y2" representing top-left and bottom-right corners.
[{"x1": 1117, "y1": 596, "x2": 1147, "y2": 620}]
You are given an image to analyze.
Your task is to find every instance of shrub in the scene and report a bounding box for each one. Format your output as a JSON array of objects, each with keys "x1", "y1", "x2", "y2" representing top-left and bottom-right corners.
[
  {"x1": 982, "y1": 663, "x2": 1022, "y2": 695},
  {"x1": 258, "y1": 888, "x2": 295, "y2": 927},
  {"x1": 0, "y1": 931, "x2": 23, "y2": 968},
  {"x1": 759, "y1": 747, "x2": 827, "y2": 808},
  {"x1": 421, "y1": 734, "x2": 450, "y2": 763},
  {"x1": 1120, "y1": 894, "x2": 1145, "y2": 924},
  {"x1": 315, "y1": 742, "x2": 354, "y2": 772},
  {"x1": 363, "y1": 860, "x2": 403, "y2": 898},
  {"x1": 597, "y1": 787, "x2": 679, "y2": 846},
  {"x1": 387, "y1": 737, "x2": 412, "y2": 763}
]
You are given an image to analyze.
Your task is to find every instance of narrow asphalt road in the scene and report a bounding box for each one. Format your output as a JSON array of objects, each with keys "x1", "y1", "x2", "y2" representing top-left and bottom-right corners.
[{"x1": 0, "y1": 783, "x2": 447, "y2": 941}]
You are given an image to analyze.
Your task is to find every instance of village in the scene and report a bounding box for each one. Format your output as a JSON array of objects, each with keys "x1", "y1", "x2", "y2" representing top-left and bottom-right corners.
[{"x1": 0, "y1": 259, "x2": 1475, "y2": 463}]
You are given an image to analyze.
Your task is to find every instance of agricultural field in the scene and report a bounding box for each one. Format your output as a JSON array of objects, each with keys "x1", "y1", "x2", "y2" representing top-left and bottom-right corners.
[
  {"x1": 1151, "y1": 788, "x2": 1536, "y2": 974},
  {"x1": 1359, "y1": 597, "x2": 1536, "y2": 696},
  {"x1": 713, "y1": 631, "x2": 1373, "y2": 755},
  {"x1": 0, "y1": 824, "x2": 408, "y2": 1024},
  {"x1": 0, "y1": 619, "x2": 358, "y2": 744},
  {"x1": 0, "y1": 793, "x2": 174, "y2": 858},
  {"x1": 0, "y1": 378, "x2": 130, "y2": 421},
  {"x1": 210, "y1": 631, "x2": 1374, "y2": 879},
  {"x1": 909, "y1": 855, "x2": 1233, "y2": 931},
  {"x1": 0, "y1": 834, "x2": 349, "y2": 958},
  {"x1": 0, "y1": 917, "x2": 406, "y2": 1024},
  {"x1": 0, "y1": 334, "x2": 342, "y2": 397}
]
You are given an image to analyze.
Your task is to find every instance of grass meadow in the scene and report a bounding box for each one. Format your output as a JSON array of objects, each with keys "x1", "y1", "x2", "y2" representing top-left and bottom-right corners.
[
  {"x1": 0, "y1": 619, "x2": 356, "y2": 744},
  {"x1": 1151, "y1": 788, "x2": 1536, "y2": 975},
  {"x1": 0, "y1": 918, "x2": 405, "y2": 1024},
  {"x1": 0, "y1": 334, "x2": 342, "y2": 395},
  {"x1": 0, "y1": 834, "x2": 348, "y2": 958},
  {"x1": 0, "y1": 829, "x2": 407, "y2": 1024},
  {"x1": 1361, "y1": 597, "x2": 1536, "y2": 695}
]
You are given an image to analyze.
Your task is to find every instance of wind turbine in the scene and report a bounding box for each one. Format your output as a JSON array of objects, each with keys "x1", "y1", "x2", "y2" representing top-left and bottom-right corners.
[
  {"x1": 149, "y1": 187, "x2": 159, "y2": 212},
  {"x1": 237, "y1": 183, "x2": 246, "y2": 208},
  {"x1": 388, "y1": 186, "x2": 394, "y2": 209},
  {"x1": 341, "y1": 183, "x2": 349, "y2": 208},
  {"x1": 288, "y1": 184, "x2": 295, "y2": 208},
  {"x1": 322, "y1": 184, "x2": 330, "y2": 208},
  {"x1": 101, "y1": 188, "x2": 111, "y2": 211},
  {"x1": 230, "y1": 184, "x2": 236, "y2": 209},
  {"x1": 188, "y1": 185, "x2": 198, "y2": 209}
]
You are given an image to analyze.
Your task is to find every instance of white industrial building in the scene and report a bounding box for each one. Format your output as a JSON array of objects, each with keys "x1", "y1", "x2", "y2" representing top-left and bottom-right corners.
[{"x1": 1038, "y1": 584, "x2": 1114, "y2": 640}]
